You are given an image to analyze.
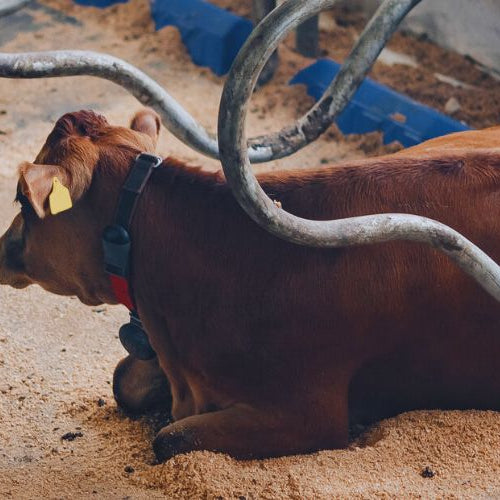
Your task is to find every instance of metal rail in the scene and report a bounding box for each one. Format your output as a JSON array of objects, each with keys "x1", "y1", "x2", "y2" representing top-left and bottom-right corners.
[
  {"x1": 0, "y1": 0, "x2": 417, "y2": 163},
  {"x1": 0, "y1": 0, "x2": 30, "y2": 17},
  {"x1": 217, "y1": 0, "x2": 500, "y2": 301}
]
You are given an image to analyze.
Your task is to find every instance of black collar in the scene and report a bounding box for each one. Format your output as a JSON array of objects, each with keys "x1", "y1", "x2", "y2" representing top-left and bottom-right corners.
[{"x1": 102, "y1": 153, "x2": 162, "y2": 360}]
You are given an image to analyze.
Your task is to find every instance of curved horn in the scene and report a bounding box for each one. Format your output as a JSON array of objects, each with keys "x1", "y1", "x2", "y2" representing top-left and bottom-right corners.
[
  {"x1": 0, "y1": 50, "x2": 224, "y2": 160},
  {"x1": 246, "y1": 0, "x2": 423, "y2": 160},
  {"x1": 0, "y1": 0, "x2": 417, "y2": 162},
  {"x1": 218, "y1": 0, "x2": 500, "y2": 301},
  {"x1": 0, "y1": 0, "x2": 30, "y2": 17}
]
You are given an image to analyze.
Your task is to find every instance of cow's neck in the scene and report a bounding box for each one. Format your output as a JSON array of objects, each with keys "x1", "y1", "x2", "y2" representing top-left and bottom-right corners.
[
  {"x1": 126, "y1": 157, "x2": 234, "y2": 307},
  {"x1": 116, "y1": 158, "x2": 238, "y2": 408}
]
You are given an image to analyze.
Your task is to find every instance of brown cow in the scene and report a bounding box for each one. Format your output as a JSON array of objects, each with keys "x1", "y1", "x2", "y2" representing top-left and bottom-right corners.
[{"x1": 0, "y1": 109, "x2": 499, "y2": 461}]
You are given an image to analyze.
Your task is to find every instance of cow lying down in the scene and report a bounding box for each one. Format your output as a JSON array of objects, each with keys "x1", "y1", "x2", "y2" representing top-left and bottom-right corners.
[{"x1": 0, "y1": 109, "x2": 499, "y2": 461}]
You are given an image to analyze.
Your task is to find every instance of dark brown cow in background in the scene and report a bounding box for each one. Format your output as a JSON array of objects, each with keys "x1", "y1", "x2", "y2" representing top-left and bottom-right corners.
[{"x1": 0, "y1": 109, "x2": 498, "y2": 461}]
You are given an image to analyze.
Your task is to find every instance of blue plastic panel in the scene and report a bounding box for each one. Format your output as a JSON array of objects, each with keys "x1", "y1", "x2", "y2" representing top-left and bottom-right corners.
[
  {"x1": 150, "y1": 0, "x2": 253, "y2": 76},
  {"x1": 290, "y1": 59, "x2": 470, "y2": 147},
  {"x1": 71, "y1": 2, "x2": 469, "y2": 147}
]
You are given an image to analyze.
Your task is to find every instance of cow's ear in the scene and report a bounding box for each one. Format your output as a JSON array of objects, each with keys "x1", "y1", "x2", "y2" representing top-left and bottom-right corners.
[
  {"x1": 19, "y1": 162, "x2": 71, "y2": 219},
  {"x1": 130, "y1": 108, "x2": 161, "y2": 148}
]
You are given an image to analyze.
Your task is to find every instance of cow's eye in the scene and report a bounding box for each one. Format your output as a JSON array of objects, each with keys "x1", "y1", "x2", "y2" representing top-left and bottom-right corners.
[{"x1": 15, "y1": 192, "x2": 36, "y2": 221}]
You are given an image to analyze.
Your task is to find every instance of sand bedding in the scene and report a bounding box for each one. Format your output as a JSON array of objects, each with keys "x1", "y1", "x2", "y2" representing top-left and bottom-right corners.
[{"x1": 0, "y1": 1, "x2": 499, "y2": 498}]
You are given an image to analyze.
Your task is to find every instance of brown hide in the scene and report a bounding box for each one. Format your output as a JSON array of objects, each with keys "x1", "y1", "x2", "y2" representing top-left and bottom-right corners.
[{"x1": 0, "y1": 110, "x2": 499, "y2": 460}]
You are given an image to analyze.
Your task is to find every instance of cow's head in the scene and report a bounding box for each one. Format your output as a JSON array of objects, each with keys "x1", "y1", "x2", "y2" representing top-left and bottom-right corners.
[{"x1": 0, "y1": 108, "x2": 161, "y2": 305}]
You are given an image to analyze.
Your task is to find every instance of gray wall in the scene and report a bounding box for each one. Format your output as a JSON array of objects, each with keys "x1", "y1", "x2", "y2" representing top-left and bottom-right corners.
[{"x1": 342, "y1": 0, "x2": 500, "y2": 73}]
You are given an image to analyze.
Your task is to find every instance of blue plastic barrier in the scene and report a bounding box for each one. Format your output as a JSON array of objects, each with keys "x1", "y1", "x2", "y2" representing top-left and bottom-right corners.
[
  {"x1": 71, "y1": 1, "x2": 470, "y2": 146},
  {"x1": 150, "y1": 0, "x2": 253, "y2": 76},
  {"x1": 290, "y1": 59, "x2": 470, "y2": 147},
  {"x1": 72, "y1": 0, "x2": 252, "y2": 76}
]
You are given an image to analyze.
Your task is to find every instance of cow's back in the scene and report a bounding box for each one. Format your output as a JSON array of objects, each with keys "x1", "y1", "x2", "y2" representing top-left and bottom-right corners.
[{"x1": 134, "y1": 134, "x2": 500, "y2": 423}]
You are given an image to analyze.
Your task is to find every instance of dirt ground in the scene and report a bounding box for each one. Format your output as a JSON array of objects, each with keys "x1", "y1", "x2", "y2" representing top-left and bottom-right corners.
[{"x1": 0, "y1": 1, "x2": 499, "y2": 498}]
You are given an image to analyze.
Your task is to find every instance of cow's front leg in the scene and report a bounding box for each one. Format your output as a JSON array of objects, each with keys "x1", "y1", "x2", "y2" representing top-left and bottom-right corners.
[
  {"x1": 152, "y1": 399, "x2": 348, "y2": 461},
  {"x1": 113, "y1": 355, "x2": 172, "y2": 415}
]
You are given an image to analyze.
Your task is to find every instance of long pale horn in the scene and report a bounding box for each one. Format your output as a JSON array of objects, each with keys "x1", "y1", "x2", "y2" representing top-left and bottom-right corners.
[
  {"x1": 0, "y1": 0, "x2": 417, "y2": 162},
  {"x1": 218, "y1": 0, "x2": 500, "y2": 302}
]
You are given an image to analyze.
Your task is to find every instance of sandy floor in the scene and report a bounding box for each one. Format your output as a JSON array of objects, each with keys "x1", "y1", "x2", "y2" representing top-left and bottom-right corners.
[{"x1": 0, "y1": 1, "x2": 499, "y2": 498}]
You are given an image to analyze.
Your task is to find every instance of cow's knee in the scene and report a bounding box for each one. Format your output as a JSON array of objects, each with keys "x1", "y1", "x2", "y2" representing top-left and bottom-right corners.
[{"x1": 113, "y1": 355, "x2": 172, "y2": 415}]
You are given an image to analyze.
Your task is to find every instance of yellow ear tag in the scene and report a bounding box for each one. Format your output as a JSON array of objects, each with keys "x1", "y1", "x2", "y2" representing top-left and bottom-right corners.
[{"x1": 49, "y1": 177, "x2": 72, "y2": 215}]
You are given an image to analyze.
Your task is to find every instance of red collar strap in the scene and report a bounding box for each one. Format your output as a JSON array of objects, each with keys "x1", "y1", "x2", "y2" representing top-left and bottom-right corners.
[
  {"x1": 109, "y1": 274, "x2": 135, "y2": 311},
  {"x1": 101, "y1": 153, "x2": 162, "y2": 361}
]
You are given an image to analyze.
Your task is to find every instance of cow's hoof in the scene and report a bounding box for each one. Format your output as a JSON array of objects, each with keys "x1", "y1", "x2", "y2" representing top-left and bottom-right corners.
[
  {"x1": 113, "y1": 355, "x2": 172, "y2": 416},
  {"x1": 153, "y1": 427, "x2": 195, "y2": 463}
]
